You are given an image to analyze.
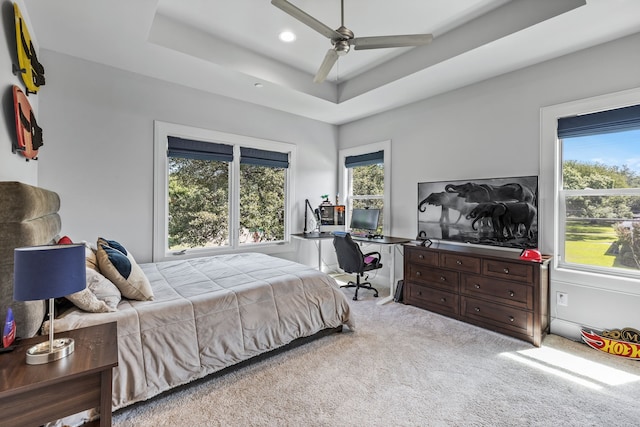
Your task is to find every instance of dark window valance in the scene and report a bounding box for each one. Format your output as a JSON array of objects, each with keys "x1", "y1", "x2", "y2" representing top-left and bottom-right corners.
[
  {"x1": 240, "y1": 147, "x2": 289, "y2": 168},
  {"x1": 345, "y1": 150, "x2": 384, "y2": 168},
  {"x1": 167, "y1": 136, "x2": 233, "y2": 162},
  {"x1": 557, "y1": 104, "x2": 640, "y2": 139}
]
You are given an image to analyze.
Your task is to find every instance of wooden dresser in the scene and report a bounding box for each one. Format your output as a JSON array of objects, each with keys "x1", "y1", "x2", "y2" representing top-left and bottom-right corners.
[{"x1": 403, "y1": 242, "x2": 550, "y2": 346}]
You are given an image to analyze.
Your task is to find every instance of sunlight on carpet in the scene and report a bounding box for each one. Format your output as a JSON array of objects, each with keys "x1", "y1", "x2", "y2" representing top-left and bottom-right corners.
[{"x1": 501, "y1": 345, "x2": 640, "y2": 388}]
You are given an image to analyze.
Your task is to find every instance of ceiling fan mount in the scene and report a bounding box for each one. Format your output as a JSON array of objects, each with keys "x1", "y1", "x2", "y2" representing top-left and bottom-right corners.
[{"x1": 272, "y1": 0, "x2": 433, "y2": 83}]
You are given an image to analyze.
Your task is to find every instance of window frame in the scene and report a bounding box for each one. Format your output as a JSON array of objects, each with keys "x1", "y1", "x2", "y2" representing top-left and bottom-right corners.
[
  {"x1": 540, "y1": 87, "x2": 640, "y2": 288},
  {"x1": 338, "y1": 141, "x2": 391, "y2": 235},
  {"x1": 153, "y1": 121, "x2": 296, "y2": 262}
]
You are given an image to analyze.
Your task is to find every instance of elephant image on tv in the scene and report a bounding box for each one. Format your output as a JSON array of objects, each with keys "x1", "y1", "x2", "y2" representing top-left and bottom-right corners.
[
  {"x1": 466, "y1": 201, "x2": 537, "y2": 240},
  {"x1": 417, "y1": 176, "x2": 538, "y2": 249},
  {"x1": 466, "y1": 202, "x2": 505, "y2": 236},
  {"x1": 418, "y1": 191, "x2": 477, "y2": 224},
  {"x1": 445, "y1": 182, "x2": 535, "y2": 204},
  {"x1": 501, "y1": 201, "x2": 537, "y2": 239}
]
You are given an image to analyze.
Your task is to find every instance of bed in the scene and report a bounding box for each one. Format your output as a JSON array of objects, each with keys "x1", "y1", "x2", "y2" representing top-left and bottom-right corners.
[{"x1": 0, "y1": 182, "x2": 353, "y2": 413}]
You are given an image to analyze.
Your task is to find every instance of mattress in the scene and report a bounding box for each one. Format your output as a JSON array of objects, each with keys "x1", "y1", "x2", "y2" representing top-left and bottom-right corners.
[{"x1": 51, "y1": 252, "x2": 353, "y2": 409}]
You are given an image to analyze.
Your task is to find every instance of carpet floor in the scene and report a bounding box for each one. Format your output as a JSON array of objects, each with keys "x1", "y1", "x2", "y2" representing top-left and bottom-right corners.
[{"x1": 113, "y1": 281, "x2": 640, "y2": 426}]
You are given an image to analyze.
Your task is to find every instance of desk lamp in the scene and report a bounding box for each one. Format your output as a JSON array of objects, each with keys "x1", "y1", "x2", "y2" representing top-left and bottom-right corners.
[
  {"x1": 303, "y1": 199, "x2": 319, "y2": 234},
  {"x1": 14, "y1": 244, "x2": 86, "y2": 364}
]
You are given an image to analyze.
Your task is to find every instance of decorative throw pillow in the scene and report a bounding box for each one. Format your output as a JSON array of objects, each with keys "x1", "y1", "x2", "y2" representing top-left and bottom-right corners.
[
  {"x1": 96, "y1": 237, "x2": 154, "y2": 301},
  {"x1": 84, "y1": 242, "x2": 100, "y2": 272},
  {"x1": 66, "y1": 288, "x2": 109, "y2": 312},
  {"x1": 66, "y1": 268, "x2": 120, "y2": 312},
  {"x1": 86, "y1": 268, "x2": 121, "y2": 310}
]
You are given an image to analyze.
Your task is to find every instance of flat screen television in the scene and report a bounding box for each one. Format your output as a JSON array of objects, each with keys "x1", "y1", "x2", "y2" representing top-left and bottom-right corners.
[
  {"x1": 417, "y1": 176, "x2": 538, "y2": 249},
  {"x1": 350, "y1": 208, "x2": 380, "y2": 234}
]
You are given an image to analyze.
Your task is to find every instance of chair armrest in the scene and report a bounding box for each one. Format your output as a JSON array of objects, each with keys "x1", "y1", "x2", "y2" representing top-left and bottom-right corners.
[
  {"x1": 363, "y1": 251, "x2": 381, "y2": 259},
  {"x1": 363, "y1": 252, "x2": 381, "y2": 266}
]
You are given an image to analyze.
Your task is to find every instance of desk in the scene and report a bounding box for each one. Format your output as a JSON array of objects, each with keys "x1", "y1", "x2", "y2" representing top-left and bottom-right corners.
[{"x1": 291, "y1": 232, "x2": 411, "y2": 305}]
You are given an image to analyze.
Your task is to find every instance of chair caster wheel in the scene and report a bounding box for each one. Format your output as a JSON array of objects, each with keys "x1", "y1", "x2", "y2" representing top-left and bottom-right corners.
[{"x1": 352, "y1": 296, "x2": 358, "y2": 301}]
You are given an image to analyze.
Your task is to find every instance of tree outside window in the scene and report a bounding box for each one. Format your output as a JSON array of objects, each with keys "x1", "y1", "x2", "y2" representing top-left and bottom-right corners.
[
  {"x1": 349, "y1": 163, "x2": 384, "y2": 234},
  {"x1": 163, "y1": 135, "x2": 290, "y2": 254},
  {"x1": 239, "y1": 163, "x2": 285, "y2": 244},
  {"x1": 168, "y1": 158, "x2": 230, "y2": 249},
  {"x1": 560, "y1": 128, "x2": 640, "y2": 273}
]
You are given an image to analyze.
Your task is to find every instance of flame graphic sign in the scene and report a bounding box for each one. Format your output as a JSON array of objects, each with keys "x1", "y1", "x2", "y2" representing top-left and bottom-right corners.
[{"x1": 581, "y1": 328, "x2": 640, "y2": 360}]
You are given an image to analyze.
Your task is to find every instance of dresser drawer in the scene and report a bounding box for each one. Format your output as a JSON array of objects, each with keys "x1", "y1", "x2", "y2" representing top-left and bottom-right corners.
[
  {"x1": 405, "y1": 247, "x2": 438, "y2": 266},
  {"x1": 461, "y1": 296, "x2": 532, "y2": 335},
  {"x1": 405, "y1": 283, "x2": 459, "y2": 317},
  {"x1": 406, "y1": 264, "x2": 458, "y2": 291},
  {"x1": 460, "y1": 274, "x2": 534, "y2": 310},
  {"x1": 482, "y1": 259, "x2": 533, "y2": 283},
  {"x1": 440, "y1": 253, "x2": 481, "y2": 274}
]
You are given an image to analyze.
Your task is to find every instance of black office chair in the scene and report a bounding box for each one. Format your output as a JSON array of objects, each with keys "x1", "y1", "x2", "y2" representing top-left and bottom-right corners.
[{"x1": 333, "y1": 233, "x2": 382, "y2": 301}]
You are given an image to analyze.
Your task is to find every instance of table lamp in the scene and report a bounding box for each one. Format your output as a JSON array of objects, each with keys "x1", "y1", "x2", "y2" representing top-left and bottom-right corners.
[{"x1": 13, "y1": 244, "x2": 86, "y2": 364}]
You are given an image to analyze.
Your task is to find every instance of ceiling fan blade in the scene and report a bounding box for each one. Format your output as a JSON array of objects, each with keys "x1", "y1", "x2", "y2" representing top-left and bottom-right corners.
[
  {"x1": 351, "y1": 34, "x2": 433, "y2": 50},
  {"x1": 313, "y1": 49, "x2": 339, "y2": 83},
  {"x1": 271, "y1": 0, "x2": 343, "y2": 40}
]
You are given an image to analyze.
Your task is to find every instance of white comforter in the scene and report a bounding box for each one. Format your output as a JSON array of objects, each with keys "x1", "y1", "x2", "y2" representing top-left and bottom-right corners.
[{"x1": 52, "y1": 253, "x2": 353, "y2": 409}]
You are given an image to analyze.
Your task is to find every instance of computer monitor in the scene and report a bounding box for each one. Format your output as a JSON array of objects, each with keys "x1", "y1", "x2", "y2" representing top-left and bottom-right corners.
[{"x1": 350, "y1": 208, "x2": 380, "y2": 234}]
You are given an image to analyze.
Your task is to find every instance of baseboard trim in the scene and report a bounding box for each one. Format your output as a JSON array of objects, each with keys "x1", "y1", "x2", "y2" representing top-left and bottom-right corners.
[{"x1": 550, "y1": 318, "x2": 585, "y2": 342}]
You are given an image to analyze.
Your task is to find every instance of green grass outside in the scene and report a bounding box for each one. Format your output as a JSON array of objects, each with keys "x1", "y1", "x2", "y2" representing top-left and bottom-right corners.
[{"x1": 564, "y1": 221, "x2": 619, "y2": 267}]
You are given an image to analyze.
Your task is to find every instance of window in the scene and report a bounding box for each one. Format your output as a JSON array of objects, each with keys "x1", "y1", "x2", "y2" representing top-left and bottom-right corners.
[
  {"x1": 154, "y1": 122, "x2": 295, "y2": 261},
  {"x1": 554, "y1": 103, "x2": 640, "y2": 277},
  {"x1": 339, "y1": 142, "x2": 391, "y2": 235},
  {"x1": 238, "y1": 148, "x2": 288, "y2": 245}
]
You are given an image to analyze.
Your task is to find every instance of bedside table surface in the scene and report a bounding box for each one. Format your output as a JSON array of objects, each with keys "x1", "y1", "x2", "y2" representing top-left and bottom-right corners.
[{"x1": 0, "y1": 321, "x2": 118, "y2": 395}]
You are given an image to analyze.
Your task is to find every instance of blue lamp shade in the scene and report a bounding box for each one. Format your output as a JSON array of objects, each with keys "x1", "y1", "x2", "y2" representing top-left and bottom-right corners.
[{"x1": 14, "y1": 244, "x2": 86, "y2": 301}]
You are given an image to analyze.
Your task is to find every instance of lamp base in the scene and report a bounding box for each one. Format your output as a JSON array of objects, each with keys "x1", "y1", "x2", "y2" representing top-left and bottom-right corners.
[{"x1": 25, "y1": 337, "x2": 75, "y2": 365}]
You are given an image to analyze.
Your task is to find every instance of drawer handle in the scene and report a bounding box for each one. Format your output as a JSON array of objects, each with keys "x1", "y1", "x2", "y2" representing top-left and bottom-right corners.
[
  {"x1": 509, "y1": 316, "x2": 515, "y2": 322},
  {"x1": 418, "y1": 254, "x2": 424, "y2": 259},
  {"x1": 503, "y1": 268, "x2": 510, "y2": 274},
  {"x1": 416, "y1": 271, "x2": 422, "y2": 277},
  {"x1": 474, "y1": 284, "x2": 481, "y2": 289},
  {"x1": 440, "y1": 276, "x2": 446, "y2": 282},
  {"x1": 474, "y1": 307, "x2": 480, "y2": 312},
  {"x1": 508, "y1": 290, "x2": 515, "y2": 297},
  {"x1": 456, "y1": 260, "x2": 462, "y2": 265},
  {"x1": 417, "y1": 291, "x2": 422, "y2": 296},
  {"x1": 440, "y1": 297, "x2": 446, "y2": 303}
]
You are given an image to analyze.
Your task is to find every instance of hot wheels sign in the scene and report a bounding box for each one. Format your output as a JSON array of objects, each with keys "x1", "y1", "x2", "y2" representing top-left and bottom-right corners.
[{"x1": 581, "y1": 327, "x2": 640, "y2": 360}]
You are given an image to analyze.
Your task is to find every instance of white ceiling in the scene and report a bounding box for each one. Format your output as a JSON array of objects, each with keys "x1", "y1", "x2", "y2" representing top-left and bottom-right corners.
[{"x1": 23, "y1": 0, "x2": 640, "y2": 125}]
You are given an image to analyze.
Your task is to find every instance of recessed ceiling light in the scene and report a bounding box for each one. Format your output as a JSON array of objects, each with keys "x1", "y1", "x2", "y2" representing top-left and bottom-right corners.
[
  {"x1": 279, "y1": 31, "x2": 296, "y2": 43},
  {"x1": 254, "y1": 83, "x2": 263, "y2": 88}
]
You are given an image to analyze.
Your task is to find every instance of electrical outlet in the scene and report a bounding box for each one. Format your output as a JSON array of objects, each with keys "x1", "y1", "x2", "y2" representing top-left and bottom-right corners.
[{"x1": 557, "y1": 292, "x2": 568, "y2": 307}]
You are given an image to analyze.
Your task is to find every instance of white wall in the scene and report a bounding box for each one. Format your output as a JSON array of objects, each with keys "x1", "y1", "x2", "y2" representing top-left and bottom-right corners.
[
  {"x1": 339, "y1": 32, "x2": 640, "y2": 340},
  {"x1": 37, "y1": 51, "x2": 339, "y2": 263},
  {"x1": 16, "y1": 8, "x2": 640, "y2": 340},
  {"x1": 0, "y1": 0, "x2": 37, "y2": 184}
]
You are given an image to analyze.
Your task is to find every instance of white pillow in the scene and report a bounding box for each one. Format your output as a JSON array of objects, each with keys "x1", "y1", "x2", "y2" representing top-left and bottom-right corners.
[
  {"x1": 87, "y1": 268, "x2": 121, "y2": 310},
  {"x1": 66, "y1": 268, "x2": 121, "y2": 312}
]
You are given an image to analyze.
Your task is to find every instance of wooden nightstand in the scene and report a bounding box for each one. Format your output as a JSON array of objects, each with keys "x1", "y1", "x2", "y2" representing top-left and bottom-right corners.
[{"x1": 0, "y1": 322, "x2": 118, "y2": 426}]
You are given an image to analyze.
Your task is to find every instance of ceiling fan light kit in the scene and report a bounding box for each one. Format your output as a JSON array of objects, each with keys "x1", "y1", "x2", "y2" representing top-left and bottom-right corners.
[{"x1": 271, "y1": 0, "x2": 433, "y2": 83}]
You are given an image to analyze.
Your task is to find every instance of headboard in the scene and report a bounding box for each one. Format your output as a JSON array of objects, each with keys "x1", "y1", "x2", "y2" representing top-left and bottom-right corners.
[{"x1": 0, "y1": 181, "x2": 61, "y2": 338}]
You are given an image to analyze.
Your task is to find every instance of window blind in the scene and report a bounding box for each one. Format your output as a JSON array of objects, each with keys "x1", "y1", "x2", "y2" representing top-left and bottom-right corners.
[
  {"x1": 167, "y1": 136, "x2": 233, "y2": 162},
  {"x1": 557, "y1": 104, "x2": 640, "y2": 139},
  {"x1": 240, "y1": 147, "x2": 289, "y2": 168},
  {"x1": 345, "y1": 150, "x2": 384, "y2": 168}
]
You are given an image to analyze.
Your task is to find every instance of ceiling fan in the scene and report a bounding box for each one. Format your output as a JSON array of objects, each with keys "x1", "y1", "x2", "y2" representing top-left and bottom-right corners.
[{"x1": 271, "y1": 0, "x2": 433, "y2": 83}]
